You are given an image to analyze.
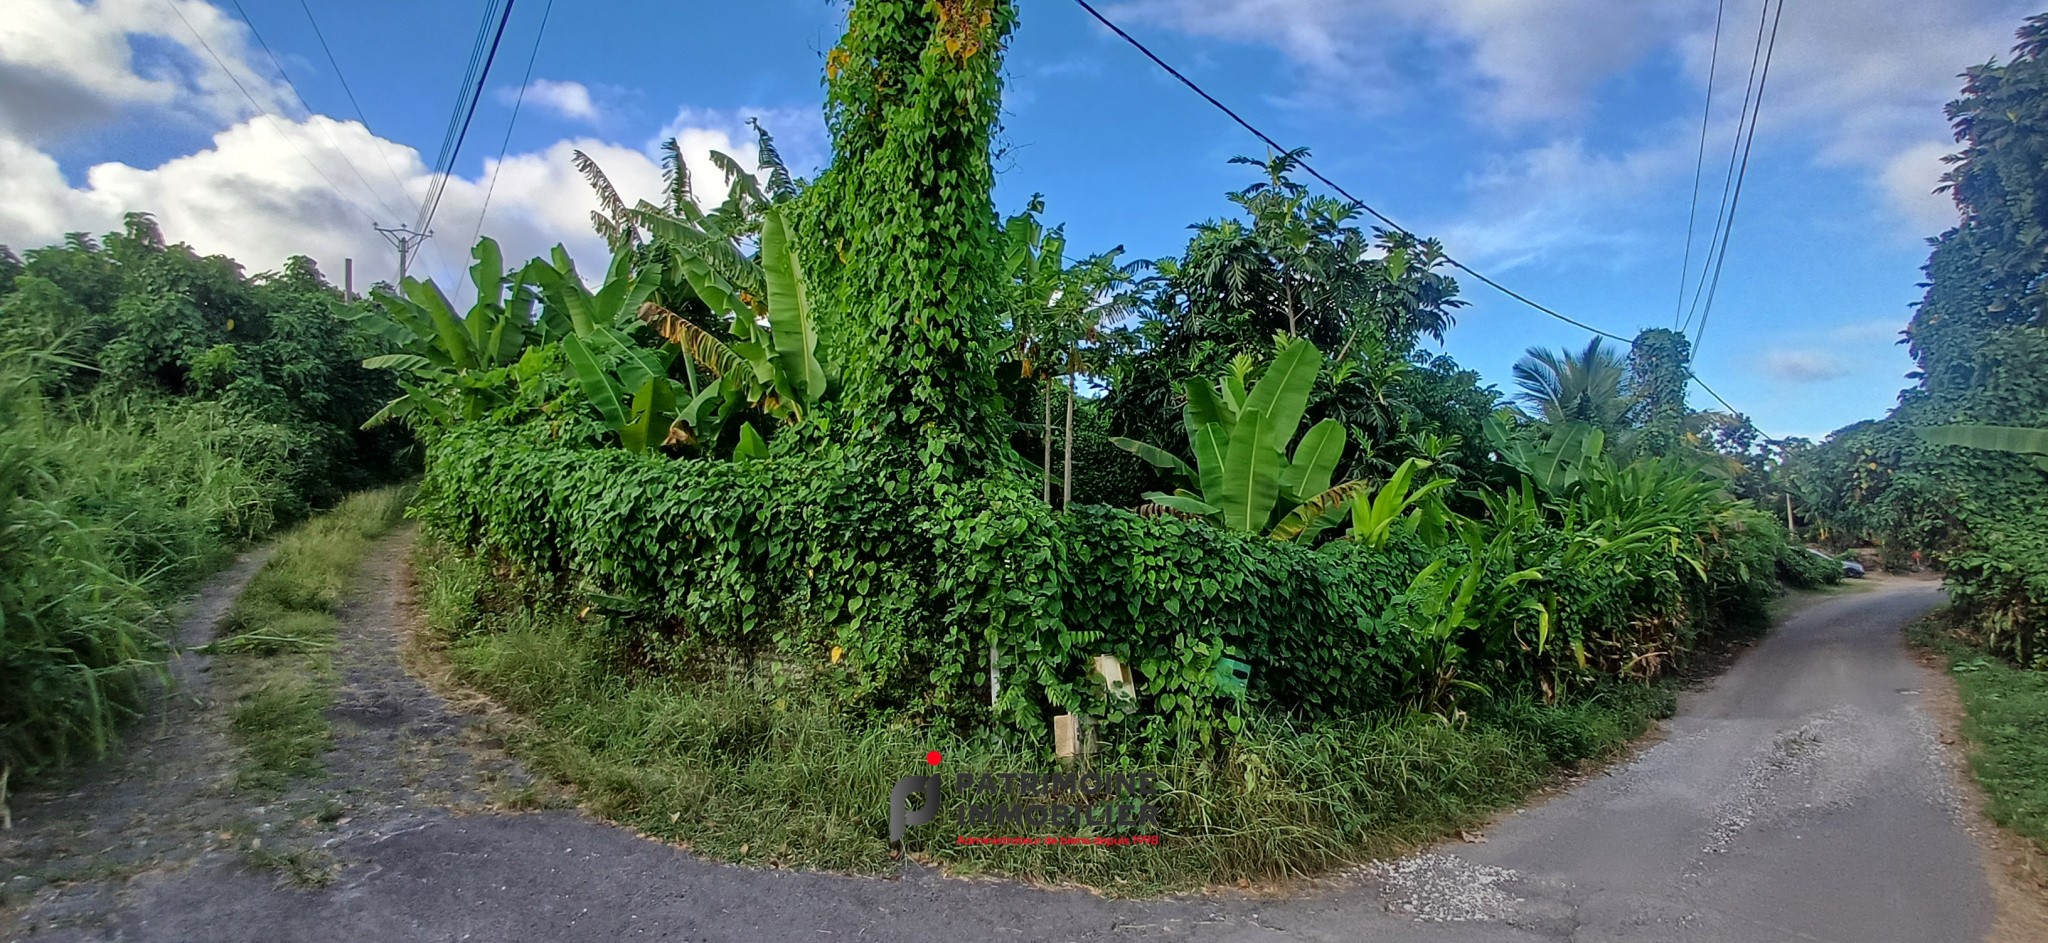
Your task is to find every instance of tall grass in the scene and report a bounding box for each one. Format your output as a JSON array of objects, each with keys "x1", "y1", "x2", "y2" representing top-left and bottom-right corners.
[
  {"x1": 0, "y1": 369, "x2": 337, "y2": 807},
  {"x1": 417, "y1": 543, "x2": 1673, "y2": 894}
]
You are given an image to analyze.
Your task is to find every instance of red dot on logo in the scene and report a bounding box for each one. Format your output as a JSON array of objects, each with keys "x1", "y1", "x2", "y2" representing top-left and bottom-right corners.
[{"x1": 926, "y1": 750, "x2": 943, "y2": 766}]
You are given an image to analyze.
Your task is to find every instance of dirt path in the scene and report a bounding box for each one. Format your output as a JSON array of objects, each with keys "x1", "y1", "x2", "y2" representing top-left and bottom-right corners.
[{"x1": 1, "y1": 557, "x2": 2019, "y2": 942}]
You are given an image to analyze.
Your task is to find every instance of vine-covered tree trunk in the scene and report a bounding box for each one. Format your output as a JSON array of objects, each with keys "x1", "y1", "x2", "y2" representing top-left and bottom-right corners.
[{"x1": 810, "y1": 0, "x2": 1018, "y2": 482}]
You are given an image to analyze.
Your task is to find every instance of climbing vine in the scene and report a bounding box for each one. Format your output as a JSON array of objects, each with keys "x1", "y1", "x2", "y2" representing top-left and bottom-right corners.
[{"x1": 808, "y1": 0, "x2": 1018, "y2": 480}]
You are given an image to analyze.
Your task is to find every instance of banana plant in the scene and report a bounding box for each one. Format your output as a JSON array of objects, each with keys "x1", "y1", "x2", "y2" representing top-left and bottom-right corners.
[
  {"x1": 1391, "y1": 531, "x2": 1547, "y2": 713},
  {"x1": 1483, "y1": 415, "x2": 1606, "y2": 497},
  {"x1": 636, "y1": 204, "x2": 832, "y2": 428},
  {"x1": 524, "y1": 247, "x2": 705, "y2": 454},
  {"x1": 355, "y1": 237, "x2": 545, "y2": 429},
  {"x1": 1112, "y1": 336, "x2": 1360, "y2": 540},
  {"x1": 1348, "y1": 457, "x2": 1457, "y2": 549},
  {"x1": 1917, "y1": 424, "x2": 2048, "y2": 472}
]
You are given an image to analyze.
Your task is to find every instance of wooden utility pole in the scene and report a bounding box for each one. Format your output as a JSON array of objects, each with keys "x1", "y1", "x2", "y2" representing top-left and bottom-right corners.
[{"x1": 344, "y1": 257, "x2": 354, "y2": 300}]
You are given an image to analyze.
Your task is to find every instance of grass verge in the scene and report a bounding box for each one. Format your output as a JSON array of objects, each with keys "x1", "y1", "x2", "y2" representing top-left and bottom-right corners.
[
  {"x1": 1912, "y1": 617, "x2": 2048, "y2": 855},
  {"x1": 212, "y1": 486, "x2": 412, "y2": 790},
  {"x1": 415, "y1": 541, "x2": 1675, "y2": 895}
]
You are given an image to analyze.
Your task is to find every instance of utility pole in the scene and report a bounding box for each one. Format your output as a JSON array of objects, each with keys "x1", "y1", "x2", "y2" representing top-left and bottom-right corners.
[{"x1": 373, "y1": 224, "x2": 429, "y2": 284}]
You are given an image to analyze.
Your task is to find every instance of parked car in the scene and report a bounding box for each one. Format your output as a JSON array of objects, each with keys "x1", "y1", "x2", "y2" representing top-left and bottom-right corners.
[{"x1": 1811, "y1": 547, "x2": 1866, "y2": 579}]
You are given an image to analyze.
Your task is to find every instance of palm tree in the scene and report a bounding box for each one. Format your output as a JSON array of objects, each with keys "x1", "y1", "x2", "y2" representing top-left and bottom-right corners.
[{"x1": 1512, "y1": 338, "x2": 1634, "y2": 431}]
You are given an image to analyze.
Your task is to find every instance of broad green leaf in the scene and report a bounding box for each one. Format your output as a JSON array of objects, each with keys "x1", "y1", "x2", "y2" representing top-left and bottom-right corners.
[
  {"x1": 1110, "y1": 437, "x2": 1194, "y2": 488},
  {"x1": 403, "y1": 277, "x2": 476, "y2": 371},
  {"x1": 1194, "y1": 423, "x2": 1227, "y2": 507},
  {"x1": 1218, "y1": 406, "x2": 1283, "y2": 533},
  {"x1": 1270, "y1": 479, "x2": 1368, "y2": 542},
  {"x1": 1284, "y1": 419, "x2": 1346, "y2": 500},
  {"x1": 1183, "y1": 379, "x2": 1235, "y2": 440},
  {"x1": 735, "y1": 421, "x2": 769, "y2": 460},
  {"x1": 592, "y1": 326, "x2": 662, "y2": 394},
  {"x1": 1141, "y1": 492, "x2": 1222, "y2": 518},
  {"x1": 362, "y1": 353, "x2": 432, "y2": 372},
  {"x1": 469, "y1": 237, "x2": 504, "y2": 309},
  {"x1": 1241, "y1": 337, "x2": 1319, "y2": 456},
  {"x1": 760, "y1": 207, "x2": 826, "y2": 402},
  {"x1": 561, "y1": 334, "x2": 626, "y2": 428}
]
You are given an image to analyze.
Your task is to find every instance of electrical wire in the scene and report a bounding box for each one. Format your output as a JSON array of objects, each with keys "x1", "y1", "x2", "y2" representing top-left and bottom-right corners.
[
  {"x1": 473, "y1": 0, "x2": 558, "y2": 245},
  {"x1": 416, "y1": 0, "x2": 519, "y2": 237},
  {"x1": 1675, "y1": 0, "x2": 1728, "y2": 327},
  {"x1": 1690, "y1": 0, "x2": 1785, "y2": 355},
  {"x1": 296, "y1": 0, "x2": 417, "y2": 219},
  {"x1": 1070, "y1": 0, "x2": 1778, "y2": 437},
  {"x1": 163, "y1": 0, "x2": 378, "y2": 225},
  {"x1": 224, "y1": 0, "x2": 405, "y2": 221},
  {"x1": 1071, "y1": 0, "x2": 1632, "y2": 344},
  {"x1": 1681, "y1": 0, "x2": 1775, "y2": 334}
]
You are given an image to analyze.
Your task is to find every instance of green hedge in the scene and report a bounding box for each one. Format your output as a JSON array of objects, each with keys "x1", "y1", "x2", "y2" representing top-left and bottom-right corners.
[
  {"x1": 420, "y1": 428, "x2": 1447, "y2": 747},
  {"x1": 421, "y1": 428, "x2": 1795, "y2": 749}
]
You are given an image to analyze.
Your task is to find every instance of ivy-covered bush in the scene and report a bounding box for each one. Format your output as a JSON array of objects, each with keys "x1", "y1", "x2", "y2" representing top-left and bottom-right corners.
[
  {"x1": 418, "y1": 426, "x2": 1437, "y2": 745},
  {"x1": 420, "y1": 423, "x2": 1796, "y2": 751}
]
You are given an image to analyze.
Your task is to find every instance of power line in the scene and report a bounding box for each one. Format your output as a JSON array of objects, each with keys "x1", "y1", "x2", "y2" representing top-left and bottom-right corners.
[
  {"x1": 162, "y1": 0, "x2": 378, "y2": 225},
  {"x1": 1071, "y1": 0, "x2": 1632, "y2": 344},
  {"x1": 1690, "y1": 0, "x2": 1785, "y2": 355},
  {"x1": 416, "y1": 0, "x2": 520, "y2": 238},
  {"x1": 296, "y1": 0, "x2": 417, "y2": 219},
  {"x1": 1675, "y1": 0, "x2": 1728, "y2": 327},
  {"x1": 1071, "y1": 0, "x2": 1776, "y2": 437},
  {"x1": 224, "y1": 0, "x2": 405, "y2": 221},
  {"x1": 1681, "y1": 0, "x2": 1775, "y2": 334},
  {"x1": 474, "y1": 0, "x2": 558, "y2": 246}
]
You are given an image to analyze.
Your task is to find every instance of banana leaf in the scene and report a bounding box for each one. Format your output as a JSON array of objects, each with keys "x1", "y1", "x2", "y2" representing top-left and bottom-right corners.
[{"x1": 1218, "y1": 407, "x2": 1283, "y2": 533}]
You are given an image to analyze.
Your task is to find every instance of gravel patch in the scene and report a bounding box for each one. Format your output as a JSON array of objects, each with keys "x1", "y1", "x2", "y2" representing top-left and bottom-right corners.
[{"x1": 1364, "y1": 853, "x2": 1524, "y2": 922}]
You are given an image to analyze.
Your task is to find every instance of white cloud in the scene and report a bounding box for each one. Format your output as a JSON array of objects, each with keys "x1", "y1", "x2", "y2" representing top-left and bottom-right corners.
[
  {"x1": 1827, "y1": 317, "x2": 1907, "y2": 345},
  {"x1": 1878, "y1": 141, "x2": 1960, "y2": 236},
  {"x1": 1762, "y1": 349, "x2": 1851, "y2": 383},
  {"x1": 503, "y1": 78, "x2": 600, "y2": 123},
  {"x1": 1436, "y1": 135, "x2": 1690, "y2": 270},
  {"x1": 0, "y1": 0, "x2": 816, "y2": 296},
  {"x1": 1107, "y1": 0, "x2": 2029, "y2": 236},
  {"x1": 0, "y1": 0, "x2": 290, "y2": 140},
  {"x1": 1108, "y1": 0, "x2": 1684, "y2": 122}
]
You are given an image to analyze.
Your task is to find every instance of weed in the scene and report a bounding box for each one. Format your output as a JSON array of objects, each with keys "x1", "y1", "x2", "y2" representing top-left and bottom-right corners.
[{"x1": 214, "y1": 486, "x2": 413, "y2": 790}]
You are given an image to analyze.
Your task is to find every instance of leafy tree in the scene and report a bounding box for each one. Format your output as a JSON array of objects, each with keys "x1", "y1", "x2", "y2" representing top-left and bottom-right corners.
[{"x1": 1104, "y1": 155, "x2": 1468, "y2": 478}]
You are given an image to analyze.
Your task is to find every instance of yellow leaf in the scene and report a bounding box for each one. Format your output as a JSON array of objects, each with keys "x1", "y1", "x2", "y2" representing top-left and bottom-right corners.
[{"x1": 830, "y1": 645, "x2": 845, "y2": 664}]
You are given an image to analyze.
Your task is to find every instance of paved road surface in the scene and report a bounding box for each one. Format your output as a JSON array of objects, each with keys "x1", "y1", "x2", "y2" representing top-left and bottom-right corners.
[{"x1": 2, "y1": 560, "x2": 1995, "y2": 942}]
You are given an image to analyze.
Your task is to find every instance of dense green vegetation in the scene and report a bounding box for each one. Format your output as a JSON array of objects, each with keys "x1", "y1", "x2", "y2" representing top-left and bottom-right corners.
[
  {"x1": 1777, "y1": 15, "x2": 2048, "y2": 668},
  {"x1": 0, "y1": 215, "x2": 405, "y2": 797},
  {"x1": 364, "y1": 0, "x2": 1830, "y2": 886}
]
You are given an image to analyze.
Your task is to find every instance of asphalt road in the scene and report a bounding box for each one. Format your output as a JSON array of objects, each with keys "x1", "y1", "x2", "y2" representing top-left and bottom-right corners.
[{"x1": 3, "y1": 569, "x2": 1996, "y2": 942}]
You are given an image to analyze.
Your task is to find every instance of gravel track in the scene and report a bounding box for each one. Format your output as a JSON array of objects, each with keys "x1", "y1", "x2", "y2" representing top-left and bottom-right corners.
[{"x1": 0, "y1": 559, "x2": 2004, "y2": 942}]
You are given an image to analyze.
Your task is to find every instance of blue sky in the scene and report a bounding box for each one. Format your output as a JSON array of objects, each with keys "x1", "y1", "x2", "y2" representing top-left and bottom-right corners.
[{"x1": 1, "y1": 0, "x2": 2036, "y2": 439}]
